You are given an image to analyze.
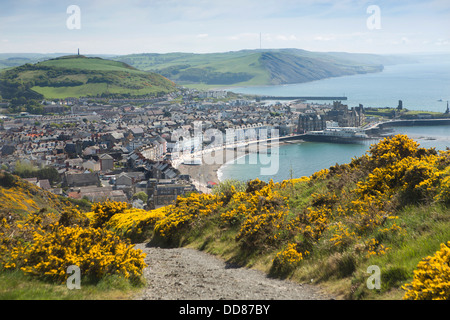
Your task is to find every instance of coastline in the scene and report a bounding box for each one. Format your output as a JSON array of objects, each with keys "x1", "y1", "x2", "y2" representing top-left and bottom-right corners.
[
  {"x1": 174, "y1": 148, "x2": 248, "y2": 194},
  {"x1": 174, "y1": 139, "x2": 292, "y2": 193}
]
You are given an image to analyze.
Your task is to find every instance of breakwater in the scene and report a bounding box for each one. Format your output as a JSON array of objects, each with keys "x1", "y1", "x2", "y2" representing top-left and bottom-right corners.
[
  {"x1": 257, "y1": 96, "x2": 347, "y2": 101},
  {"x1": 365, "y1": 118, "x2": 450, "y2": 135}
]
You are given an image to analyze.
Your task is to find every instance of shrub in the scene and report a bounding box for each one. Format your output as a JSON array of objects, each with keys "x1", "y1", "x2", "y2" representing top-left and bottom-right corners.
[
  {"x1": 1, "y1": 206, "x2": 147, "y2": 284},
  {"x1": 58, "y1": 207, "x2": 90, "y2": 228},
  {"x1": 329, "y1": 222, "x2": 359, "y2": 250},
  {"x1": 245, "y1": 178, "x2": 268, "y2": 193},
  {"x1": 105, "y1": 206, "x2": 168, "y2": 242},
  {"x1": 435, "y1": 175, "x2": 450, "y2": 205},
  {"x1": 90, "y1": 201, "x2": 129, "y2": 228},
  {"x1": 154, "y1": 193, "x2": 223, "y2": 244},
  {"x1": 403, "y1": 241, "x2": 450, "y2": 300},
  {"x1": 212, "y1": 179, "x2": 247, "y2": 205},
  {"x1": 236, "y1": 208, "x2": 287, "y2": 249},
  {"x1": 19, "y1": 225, "x2": 146, "y2": 283},
  {"x1": 368, "y1": 134, "x2": 419, "y2": 168},
  {"x1": 271, "y1": 242, "x2": 308, "y2": 276}
]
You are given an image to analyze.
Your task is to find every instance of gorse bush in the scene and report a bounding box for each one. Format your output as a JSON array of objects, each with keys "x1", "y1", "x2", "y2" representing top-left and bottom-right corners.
[
  {"x1": 403, "y1": 241, "x2": 450, "y2": 300},
  {"x1": 90, "y1": 201, "x2": 129, "y2": 228},
  {"x1": 271, "y1": 242, "x2": 309, "y2": 276},
  {"x1": 105, "y1": 206, "x2": 168, "y2": 242},
  {"x1": 154, "y1": 193, "x2": 223, "y2": 244},
  {"x1": 20, "y1": 225, "x2": 146, "y2": 283},
  {"x1": 1, "y1": 202, "x2": 147, "y2": 285}
]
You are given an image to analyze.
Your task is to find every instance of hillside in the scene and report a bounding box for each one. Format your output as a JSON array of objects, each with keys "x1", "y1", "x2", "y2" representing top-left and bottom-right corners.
[
  {"x1": 83, "y1": 134, "x2": 450, "y2": 300},
  {"x1": 0, "y1": 171, "x2": 79, "y2": 215},
  {"x1": 0, "y1": 55, "x2": 176, "y2": 100},
  {"x1": 114, "y1": 49, "x2": 409, "y2": 87},
  {"x1": 1, "y1": 135, "x2": 450, "y2": 300}
]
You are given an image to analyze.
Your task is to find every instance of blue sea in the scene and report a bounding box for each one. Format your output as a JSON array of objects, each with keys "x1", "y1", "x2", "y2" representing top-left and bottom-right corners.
[
  {"x1": 230, "y1": 60, "x2": 450, "y2": 112},
  {"x1": 219, "y1": 60, "x2": 450, "y2": 183}
]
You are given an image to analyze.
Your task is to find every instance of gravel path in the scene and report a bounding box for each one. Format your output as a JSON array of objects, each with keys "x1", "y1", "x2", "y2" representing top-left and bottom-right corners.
[{"x1": 134, "y1": 244, "x2": 333, "y2": 300}]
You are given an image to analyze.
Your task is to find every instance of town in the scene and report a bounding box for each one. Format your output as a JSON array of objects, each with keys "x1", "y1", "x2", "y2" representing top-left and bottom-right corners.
[
  {"x1": 1, "y1": 88, "x2": 442, "y2": 209},
  {"x1": 0, "y1": 89, "x2": 289, "y2": 208}
]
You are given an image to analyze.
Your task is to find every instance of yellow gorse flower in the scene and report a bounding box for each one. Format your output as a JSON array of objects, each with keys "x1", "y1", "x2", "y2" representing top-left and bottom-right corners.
[{"x1": 403, "y1": 241, "x2": 450, "y2": 300}]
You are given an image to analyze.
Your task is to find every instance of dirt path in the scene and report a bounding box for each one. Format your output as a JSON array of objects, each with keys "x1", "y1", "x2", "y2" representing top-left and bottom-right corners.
[{"x1": 134, "y1": 244, "x2": 333, "y2": 300}]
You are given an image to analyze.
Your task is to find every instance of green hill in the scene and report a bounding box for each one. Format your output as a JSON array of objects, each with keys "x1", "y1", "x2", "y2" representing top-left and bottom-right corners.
[
  {"x1": 96, "y1": 134, "x2": 450, "y2": 300},
  {"x1": 114, "y1": 49, "x2": 409, "y2": 87},
  {"x1": 1, "y1": 135, "x2": 450, "y2": 300},
  {"x1": 0, "y1": 55, "x2": 176, "y2": 100}
]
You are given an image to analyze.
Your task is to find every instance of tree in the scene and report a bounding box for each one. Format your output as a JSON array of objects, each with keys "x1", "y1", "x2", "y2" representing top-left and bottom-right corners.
[{"x1": 132, "y1": 191, "x2": 148, "y2": 203}]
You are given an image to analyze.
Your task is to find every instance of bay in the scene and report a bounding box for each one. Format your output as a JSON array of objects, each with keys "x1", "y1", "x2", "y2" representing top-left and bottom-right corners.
[
  {"x1": 218, "y1": 126, "x2": 450, "y2": 183},
  {"x1": 219, "y1": 60, "x2": 450, "y2": 183}
]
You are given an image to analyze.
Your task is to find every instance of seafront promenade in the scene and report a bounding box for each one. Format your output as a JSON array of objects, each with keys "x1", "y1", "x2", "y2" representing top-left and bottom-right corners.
[{"x1": 171, "y1": 133, "x2": 305, "y2": 193}]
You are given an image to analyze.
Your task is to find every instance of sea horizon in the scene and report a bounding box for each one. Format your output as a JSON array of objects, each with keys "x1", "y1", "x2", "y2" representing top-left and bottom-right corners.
[
  {"x1": 228, "y1": 60, "x2": 450, "y2": 113},
  {"x1": 219, "y1": 60, "x2": 450, "y2": 183}
]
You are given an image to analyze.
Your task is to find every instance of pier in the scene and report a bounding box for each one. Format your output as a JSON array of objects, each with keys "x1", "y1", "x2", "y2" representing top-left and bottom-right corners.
[{"x1": 257, "y1": 96, "x2": 347, "y2": 101}]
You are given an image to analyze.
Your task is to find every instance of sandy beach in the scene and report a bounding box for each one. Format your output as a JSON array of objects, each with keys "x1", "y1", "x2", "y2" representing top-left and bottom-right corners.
[
  {"x1": 175, "y1": 147, "x2": 248, "y2": 193},
  {"x1": 173, "y1": 138, "x2": 292, "y2": 193}
]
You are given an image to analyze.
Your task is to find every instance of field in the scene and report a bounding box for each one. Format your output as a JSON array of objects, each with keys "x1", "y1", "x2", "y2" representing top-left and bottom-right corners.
[
  {"x1": 0, "y1": 55, "x2": 176, "y2": 100},
  {"x1": 32, "y1": 82, "x2": 172, "y2": 100}
]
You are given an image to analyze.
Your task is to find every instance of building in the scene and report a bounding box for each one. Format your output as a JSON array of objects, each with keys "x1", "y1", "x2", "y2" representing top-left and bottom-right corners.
[
  {"x1": 297, "y1": 101, "x2": 365, "y2": 133},
  {"x1": 297, "y1": 114, "x2": 327, "y2": 133},
  {"x1": 326, "y1": 102, "x2": 365, "y2": 128},
  {"x1": 150, "y1": 183, "x2": 195, "y2": 208},
  {"x1": 63, "y1": 172, "x2": 100, "y2": 188},
  {"x1": 82, "y1": 159, "x2": 100, "y2": 172},
  {"x1": 99, "y1": 153, "x2": 114, "y2": 171}
]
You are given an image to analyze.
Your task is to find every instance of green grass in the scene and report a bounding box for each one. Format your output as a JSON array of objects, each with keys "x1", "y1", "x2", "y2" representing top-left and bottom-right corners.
[
  {"x1": 115, "y1": 49, "x2": 387, "y2": 87},
  {"x1": 0, "y1": 269, "x2": 142, "y2": 300},
  {"x1": 38, "y1": 56, "x2": 139, "y2": 73},
  {"x1": 365, "y1": 107, "x2": 445, "y2": 118},
  {"x1": 1, "y1": 55, "x2": 176, "y2": 100},
  {"x1": 32, "y1": 82, "x2": 169, "y2": 99}
]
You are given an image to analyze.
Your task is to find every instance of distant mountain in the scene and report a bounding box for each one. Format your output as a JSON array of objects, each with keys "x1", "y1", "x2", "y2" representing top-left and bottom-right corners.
[
  {"x1": 114, "y1": 49, "x2": 414, "y2": 87},
  {"x1": 0, "y1": 55, "x2": 176, "y2": 100}
]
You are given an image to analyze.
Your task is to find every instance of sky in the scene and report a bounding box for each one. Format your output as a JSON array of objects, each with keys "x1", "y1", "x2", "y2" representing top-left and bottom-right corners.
[{"x1": 0, "y1": 0, "x2": 449, "y2": 55}]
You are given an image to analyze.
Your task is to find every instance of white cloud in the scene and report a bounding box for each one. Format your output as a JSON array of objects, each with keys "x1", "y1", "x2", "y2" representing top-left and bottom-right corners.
[
  {"x1": 314, "y1": 35, "x2": 335, "y2": 41},
  {"x1": 435, "y1": 39, "x2": 450, "y2": 46},
  {"x1": 0, "y1": 0, "x2": 449, "y2": 54}
]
